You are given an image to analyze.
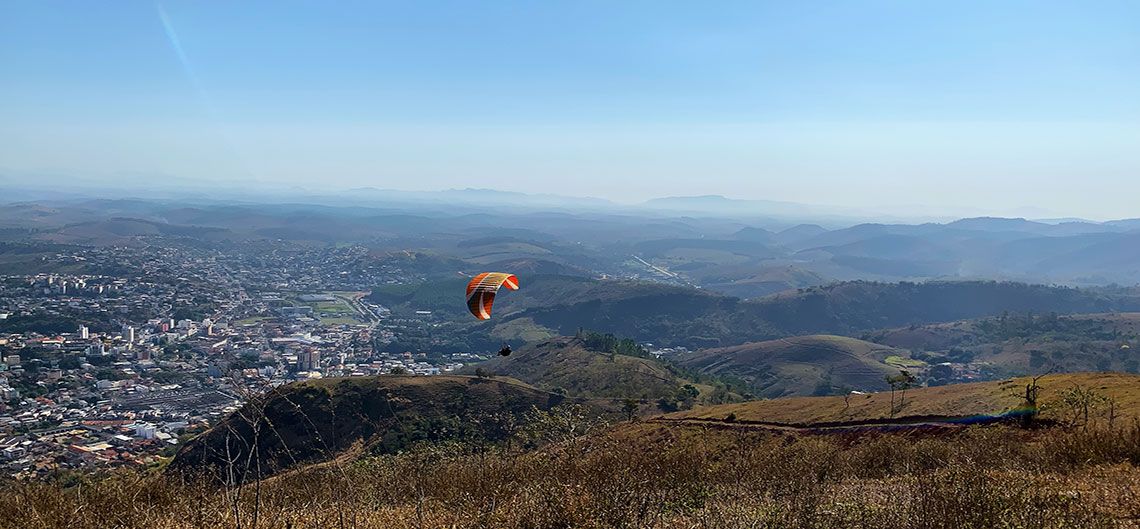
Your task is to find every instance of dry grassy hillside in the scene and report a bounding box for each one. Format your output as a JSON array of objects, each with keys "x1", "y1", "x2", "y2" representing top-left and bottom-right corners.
[
  {"x1": 669, "y1": 372, "x2": 1140, "y2": 427},
  {"x1": 6, "y1": 414, "x2": 1140, "y2": 528}
]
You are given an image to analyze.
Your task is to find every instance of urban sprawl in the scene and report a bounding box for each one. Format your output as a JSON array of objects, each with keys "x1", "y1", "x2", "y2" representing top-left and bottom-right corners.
[{"x1": 0, "y1": 243, "x2": 486, "y2": 478}]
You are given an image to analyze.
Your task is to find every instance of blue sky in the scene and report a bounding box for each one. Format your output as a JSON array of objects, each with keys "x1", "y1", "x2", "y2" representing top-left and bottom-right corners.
[{"x1": 2, "y1": 1, "x2": 1138, "y2": 218}]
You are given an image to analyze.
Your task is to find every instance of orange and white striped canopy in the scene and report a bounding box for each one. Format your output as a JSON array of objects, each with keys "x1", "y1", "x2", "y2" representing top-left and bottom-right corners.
[{"x1": 465, "y1": 272, "x2": 519, "y2": 320}]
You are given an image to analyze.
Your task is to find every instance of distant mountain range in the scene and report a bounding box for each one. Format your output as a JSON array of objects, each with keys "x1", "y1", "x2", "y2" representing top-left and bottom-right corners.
[
  {"x1": 6, "y1": 174, "x2": 1123, "y2": 224},
  {"x1": 3, "y1": 194, "x2": 1140, "y2": 293}
]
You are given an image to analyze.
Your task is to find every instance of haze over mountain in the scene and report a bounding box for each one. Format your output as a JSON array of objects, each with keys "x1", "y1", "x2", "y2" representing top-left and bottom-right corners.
[
  {"x1": 5, "y1": 194, "x2": 1140, "y2": 291},
  {"x1": 6, "y1": 1, "x2": 1140, "y2": 526}
]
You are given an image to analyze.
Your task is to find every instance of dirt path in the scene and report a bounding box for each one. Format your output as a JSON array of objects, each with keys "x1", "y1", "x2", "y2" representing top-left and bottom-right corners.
[{"x1": 649, "y1": 413, "x2": 1007, "y2": 434}]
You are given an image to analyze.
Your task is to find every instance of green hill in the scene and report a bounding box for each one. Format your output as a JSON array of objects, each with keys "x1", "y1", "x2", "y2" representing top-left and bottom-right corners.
[
  {"x1": 513, "y1": 279, "x2": 1140, "y2": 349},
  {"x1": 169, "y1": 375, "x2": 569, "y2": 478},
  {"x1": 369, "y1": 274, "x2": 638, "y2": 319},
  {"x1": 467, "y1": 337, "x2": 734, "y2": 404},
  {"x1": 369, "y1": 276, "x2": 1140, "y2": 354},
  {"x1": 478, "y1": 257, "x2": 591, "y2": 277},
  {"x1": 864, "y1": 312, "x2": 1140, "y2": 377},
  {"x1": 42, "y1": 217, "x2": 232, "y2": 245},
  {"x1": 369, "y1": 273, "x2": 708, "y2": 318},
  {"x1": 452, "y1": 237, "x2": 555, "y2": 265},
  {"x1": 749, "y1": 281, "x2": 1139, "y2": 335},
  {"x1": 676, "y1": 335, "x2": 909, "y2": 398},
  {"x1": 697, "y1": 264, "x2": 826, "y2": 299}
]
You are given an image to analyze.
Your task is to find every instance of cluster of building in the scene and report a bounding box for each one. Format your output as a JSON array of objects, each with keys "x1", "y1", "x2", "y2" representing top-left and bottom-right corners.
[
  {"x1": 0, "y1": 418, "x2": 195, "y2": 478},
  {"x1": 644, "y1": 344, "x2": 692, "y2": 359},
  {"x1": 0, "y1": 244, "x2": 490, "y2": 478}
]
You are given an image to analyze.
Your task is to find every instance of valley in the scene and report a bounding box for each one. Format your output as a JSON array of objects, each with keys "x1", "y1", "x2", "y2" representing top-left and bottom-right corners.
[{"x1": 4, "y1": 196, "x2": 1140, "y2": 528}]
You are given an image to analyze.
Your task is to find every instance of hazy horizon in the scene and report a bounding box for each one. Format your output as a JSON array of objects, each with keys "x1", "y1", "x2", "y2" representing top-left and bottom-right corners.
[
  {"x1": 0, "y1": 177, "x2": 1127, "y2": 224},
  {"x1": 3, "y1": 1, "x2": 1139, "y2": 219}
]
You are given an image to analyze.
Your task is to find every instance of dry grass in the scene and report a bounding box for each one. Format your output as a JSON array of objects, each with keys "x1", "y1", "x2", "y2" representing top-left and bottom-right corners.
[
  {"x1": 3, "y1": 420, "x2": 1140, "y2": 529},
  {"x1": 673, "y1": 372, "x2": 1140, "y2": 426}
]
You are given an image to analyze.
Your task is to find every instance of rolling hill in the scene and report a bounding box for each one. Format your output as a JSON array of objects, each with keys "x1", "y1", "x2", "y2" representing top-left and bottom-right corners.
[
  {"x1": 466, "y1": 336, "x2": 733, "y2": 403},
  {"x1": 633, "y1": 238, "x2": 779, "y2": 259},
  {"x1": 698, "y1": 264, "x2": 826, "y2": 299},
  {"x1": 169, "y1": 375, "x2": 572, "y2": 478},
  {"x1": 369, "y1": 273, "x2": 725, "y2": 322},
  {"x1": 41, "y1": 218, "x2": 233, "y2": 245},
  {"x1": 11, "y1": 196, "x2": 1140, "y2": 288},
  {"x1": 513, "y1": 279, "x2": 1140, "y2": 348},
  {"x1": 478, "y1": 257, "x2": 591, "y2": 277},
  {"x1": 676, "y1": 335, "x2": 909, "y2": 398},
  {"x1": 451, "y1": 236, "x2": 556, "y2": 264},
  {"x1": 864, "y1": 312, "x2": 1140, "y2": 376},
  {"x1": 371, "y1": 275, "x2": 1140, "y2": 352}
]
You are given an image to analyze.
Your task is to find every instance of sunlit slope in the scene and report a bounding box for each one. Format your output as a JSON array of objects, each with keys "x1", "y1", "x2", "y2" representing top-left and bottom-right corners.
[
  {"x1": 676, "y1": 335, "x2": 908, "y2": 398},
  {"x1": 469, "y1": 337, "x2": 730, "y2": 402},
  {"x1": 668, "y1": 372, "x2": 1140, "y2": 426}
]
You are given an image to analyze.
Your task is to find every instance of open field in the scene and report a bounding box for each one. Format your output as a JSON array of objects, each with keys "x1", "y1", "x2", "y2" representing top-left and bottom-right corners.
[
  {"x1": 287, "y1": 291, "x2": 374, "y2": 326},
  {"x1": 885, "y1": 354, "x2": 926, "y2": 368}
]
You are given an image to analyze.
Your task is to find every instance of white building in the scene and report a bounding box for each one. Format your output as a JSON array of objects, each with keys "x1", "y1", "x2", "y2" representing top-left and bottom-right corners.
[{"x1": 135, "y1": 423, "x2": 157, "y2": 440}]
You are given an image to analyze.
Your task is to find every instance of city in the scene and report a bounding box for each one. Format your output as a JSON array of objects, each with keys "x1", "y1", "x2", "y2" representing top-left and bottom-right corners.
[{"x1": 0, "y1": 243, "x2": 488, "y2": 478}]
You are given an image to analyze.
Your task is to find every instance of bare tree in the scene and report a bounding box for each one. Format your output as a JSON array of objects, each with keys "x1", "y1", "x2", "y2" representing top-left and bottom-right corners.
[{"x1": 1020, "y1": 372, "x2": 1046, "y2": 428}]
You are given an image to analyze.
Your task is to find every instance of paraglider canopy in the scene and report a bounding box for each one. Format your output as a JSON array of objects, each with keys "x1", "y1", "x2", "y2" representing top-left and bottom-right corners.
[{"x1": 466, "y1": 272, "x2": 519, "y2": 320}]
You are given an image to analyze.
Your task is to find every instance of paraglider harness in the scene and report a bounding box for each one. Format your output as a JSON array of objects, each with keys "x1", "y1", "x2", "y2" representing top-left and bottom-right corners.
[{"x1": 497, "y1": 345, "x2": 512, "y2": 357}]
